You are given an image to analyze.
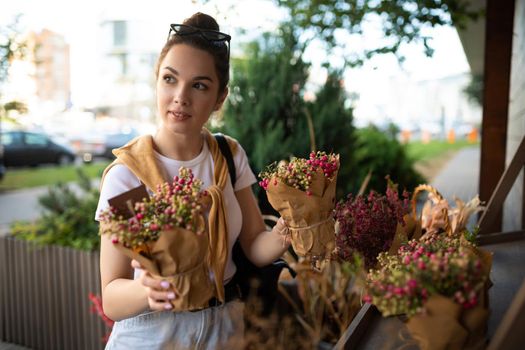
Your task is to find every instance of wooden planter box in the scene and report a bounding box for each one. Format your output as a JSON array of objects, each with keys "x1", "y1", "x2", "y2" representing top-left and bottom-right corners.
[{"x1": 0, "y1": 236, "x2": 107, "y2": 350}]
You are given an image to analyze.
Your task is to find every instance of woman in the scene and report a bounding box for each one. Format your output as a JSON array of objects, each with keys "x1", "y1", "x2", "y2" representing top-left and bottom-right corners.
[{"x1": 95, "y1": 12, "x2": 290, "y2": 349}]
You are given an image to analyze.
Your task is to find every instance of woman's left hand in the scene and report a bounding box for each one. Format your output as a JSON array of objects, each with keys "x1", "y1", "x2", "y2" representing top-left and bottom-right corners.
[{"x1": 271, "y1": 217, "x2": 292, "y2": 248}]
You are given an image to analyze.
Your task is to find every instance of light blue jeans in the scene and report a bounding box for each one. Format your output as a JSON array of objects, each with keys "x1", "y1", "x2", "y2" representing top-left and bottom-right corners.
[{"x1": 105, "y1": 300, "x2": 245, "y2": 350}]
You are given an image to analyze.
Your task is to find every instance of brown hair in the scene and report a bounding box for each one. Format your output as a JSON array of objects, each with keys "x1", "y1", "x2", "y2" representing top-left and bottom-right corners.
[{"x1": 155, "y1": 12, "x2": 230, "y2": 94}]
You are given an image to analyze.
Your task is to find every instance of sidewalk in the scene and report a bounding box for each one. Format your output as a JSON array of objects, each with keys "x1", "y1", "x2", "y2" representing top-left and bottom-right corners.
[
  {"x1": 428, "y1": 146, "x2": 481, "y2": 231},
  {"x1": 430, "y1": 146, "x2": 480, "y2": 202}
]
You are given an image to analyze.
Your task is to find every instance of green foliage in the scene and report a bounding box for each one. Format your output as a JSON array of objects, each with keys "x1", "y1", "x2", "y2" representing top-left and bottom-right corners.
[
  {"x1": 1, "y1": 14, "x2": 28, "y2": 123},
  {"x1": 463, "y1": 226, "x2": 479, "y2": 244},
  {"x1": 222, "y1": 25, "x2": 310, "y2": 174},
  {"x1": 221, "y1": 24, "x2": 421, "y2": 202},
  {"x1": 2, "y1": 100, "x2": 27, "y2": 114},
  {"x1": 0, "y1": 14, "x2": 26, "y2": 84},
  {"x1": 11, "y1": 169, "x2": 101, "y2": 251},
  {"x1": 275, "y1": 0, "x2": 482, "y2": 66},
  {"x1": 305, "y1": 70, "x2": 357, "y2": 198},
  {"x1": 406, "y1": 139, "x2": 478, "y2": 162},
  {"x1": 221, "y1": 26, "x2": 361, "y2": 202},
  {"x1": 0, "y1": 162, "x2": 109, "y2": 191},
  {"x1": 354, "y1": 125, "x2": 424, "y2": 193},
  {"x1": 463, "y1": 73, "x2": 483, "y2": 107}
]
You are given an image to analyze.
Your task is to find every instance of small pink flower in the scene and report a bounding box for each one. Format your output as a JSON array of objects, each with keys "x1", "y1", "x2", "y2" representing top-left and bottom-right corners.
[
  {"x1": 407, "y1": 279, "x2": 417, "y2": 289},
  {"x1": 394, "y1": 287, "x2": 404, "y2": 296}
]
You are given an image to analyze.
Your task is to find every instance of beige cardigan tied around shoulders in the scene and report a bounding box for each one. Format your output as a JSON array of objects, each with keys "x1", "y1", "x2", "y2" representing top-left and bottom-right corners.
[{"x1": 100, "y1": 128, "x2": 238, "y2": 304}]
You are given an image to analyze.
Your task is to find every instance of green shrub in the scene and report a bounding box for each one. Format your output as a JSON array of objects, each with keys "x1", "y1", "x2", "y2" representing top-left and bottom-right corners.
[
  {"x1": 10, "y1": 168, "x2": 100, "y2": 251},
  {"x1": 353, "y1": 125, "x2": 425, "y2": 193}
]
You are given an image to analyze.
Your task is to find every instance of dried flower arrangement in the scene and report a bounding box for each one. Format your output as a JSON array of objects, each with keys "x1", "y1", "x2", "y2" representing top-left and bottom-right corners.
[{"x1": 259, "y1": 151, "x2": 340, "y2": 262}]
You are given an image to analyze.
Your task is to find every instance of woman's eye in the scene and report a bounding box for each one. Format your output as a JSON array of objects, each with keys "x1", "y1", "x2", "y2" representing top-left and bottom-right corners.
[
  {"x1": 163, "y1": 75, "x2": 175, "y2": 83},
  {"x1": 193, "y1": 82, "x2": 208, "y2": 90}
]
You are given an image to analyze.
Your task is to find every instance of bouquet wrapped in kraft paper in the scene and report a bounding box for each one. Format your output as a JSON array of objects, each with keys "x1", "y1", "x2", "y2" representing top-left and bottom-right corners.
[
  {"x1": 99, "y1": 167, "x2": 214, "y2": 312},
  {"x1": 259, "y1": 152, "x2": 339, "y2": 262},
  {"x1": 365, "y1": 229, "x2": 492, "y2": 350}
]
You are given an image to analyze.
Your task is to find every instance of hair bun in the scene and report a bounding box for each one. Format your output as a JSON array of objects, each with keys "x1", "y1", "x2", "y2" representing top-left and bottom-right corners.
[{"x1": 183, "y1": 12, "x2": 220, "y2": 31}]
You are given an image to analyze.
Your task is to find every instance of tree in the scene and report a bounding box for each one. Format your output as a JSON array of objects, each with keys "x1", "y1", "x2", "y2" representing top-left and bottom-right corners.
[
  {"x1": 275, "y1": 0, "x2": 482, "y2": 66},
  {"x1": 0, "y1": 15, "x2": 26, "y2": 84},
  {"x1": 221, "y1": 25, "x2": 311, "y2": 174},
  {"x1": 463, "y1": 73, "x2": 483, "y2": 107},
  {"x1": 0, "y1": 15, "x2": 28, "y2": 120},
  {"x1": 305, "y1": 70, "x2": 358, "y2": 197}
]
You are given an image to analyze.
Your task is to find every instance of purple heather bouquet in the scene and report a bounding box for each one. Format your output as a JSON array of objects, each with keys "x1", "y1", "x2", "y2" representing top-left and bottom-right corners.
[{"x1": 334, "y1": 185, "x2": 412, "y2": 269}]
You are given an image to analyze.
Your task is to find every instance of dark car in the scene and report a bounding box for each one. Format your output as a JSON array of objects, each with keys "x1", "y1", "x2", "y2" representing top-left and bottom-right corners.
[
  {"x1": 71, "y1": 129, "x2": 139, "y2": 162},
  {"x1": 0, "y1": 143, "x2": 5, "y2": 180},
  {"x1": 1, "y1": 131, "x2": 76, "y2": 167},
  {"x1": 101, "y1": 130, "x2": 139, "y2": 159}
]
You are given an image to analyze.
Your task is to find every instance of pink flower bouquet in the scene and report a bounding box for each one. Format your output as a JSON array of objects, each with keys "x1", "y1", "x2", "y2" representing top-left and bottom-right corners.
[
  {"x1": 364, "y1": 233, "x2": 492, "y2": 350},
  {"x1": 99, "y1": 168, "x2": 214, "y2": 311},
  {"x1": 259, "y1": 151, "x2": 339, "y2": 262}
]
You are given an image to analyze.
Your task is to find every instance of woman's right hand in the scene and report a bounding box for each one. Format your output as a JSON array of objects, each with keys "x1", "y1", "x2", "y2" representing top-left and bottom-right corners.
[{"x1": 131, "y1": 259, "x2": 178, "y2": 311}]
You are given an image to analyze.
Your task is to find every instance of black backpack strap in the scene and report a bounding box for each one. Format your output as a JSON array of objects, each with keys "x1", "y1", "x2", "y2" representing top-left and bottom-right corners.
[
  {"x1": 214, "y1": 133, "x2": 236, "y2": 188},
  {"x1": 214, "y1": 133, "x2": 297, "y2": 315}
]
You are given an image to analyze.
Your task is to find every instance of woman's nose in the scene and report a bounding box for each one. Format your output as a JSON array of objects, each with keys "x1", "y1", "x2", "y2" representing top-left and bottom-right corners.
[{"x1": 174, "y1": 85, "x2": 190, "y2": 106}]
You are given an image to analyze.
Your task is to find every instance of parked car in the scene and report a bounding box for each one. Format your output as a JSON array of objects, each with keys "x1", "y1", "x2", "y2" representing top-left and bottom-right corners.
[
  {"x1": 0, "y1": 143, "x2": 5, "y2": 180},
  {"x1": 71, "y1": 129, "x2": 139, "y2": 162},
  {"x1": 101, "y1": 130, "x2": 139, "y2": 159},
  {"x1": 1, "y1": 131, "x2": 76, "y2": 167}
]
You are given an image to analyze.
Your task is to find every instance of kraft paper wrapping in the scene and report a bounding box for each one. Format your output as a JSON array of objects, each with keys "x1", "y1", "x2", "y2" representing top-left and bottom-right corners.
[
  {"x1": 406, "y1": 293, "x2": 489, "y2": 350},
  {"x1": 103, "y1": 222, "x2": 214, "y2": 312},
  {"x1": 266, "y1": 167, "x2": 338, "y2": 259},
  {"x1": 387, "y1": 214, "x2": 423, "y2": 256},
  {"x1": 405, "y1": 245, "x2": 492, "y2": 350}
]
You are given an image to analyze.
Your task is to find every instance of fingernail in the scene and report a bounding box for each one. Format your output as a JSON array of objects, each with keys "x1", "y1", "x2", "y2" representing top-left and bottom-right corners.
[
  {"x1": 164, "y1": 303, "x2": 173, "y2": 310},
  {"x1": 160, "y1": 281, "x2": 170, "y2": 289},
  {"x1": 167, "y1": 292, "x2": 175, "y2": 300}
]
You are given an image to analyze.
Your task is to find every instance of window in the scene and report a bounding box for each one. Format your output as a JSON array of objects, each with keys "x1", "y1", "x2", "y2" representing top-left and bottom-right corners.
[
  {"x1": 1, "y1": 132, "x2": 23, "y2": 146},
  {"x1": 113, "y1": 21, "x2": 127, "y2": 47},
  {"x1": 25, "y1": 133, "x2": 48, "y2": 146}
]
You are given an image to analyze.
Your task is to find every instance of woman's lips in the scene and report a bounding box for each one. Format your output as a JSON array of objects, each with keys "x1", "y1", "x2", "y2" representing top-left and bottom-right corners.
[{"x1": 169, "y1": 111, "x2": 191, "y2": 121}]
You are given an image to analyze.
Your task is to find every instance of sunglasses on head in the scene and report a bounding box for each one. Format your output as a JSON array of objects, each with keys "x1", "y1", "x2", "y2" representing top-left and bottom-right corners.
[
  {"x1": 168, "y1": 24, "x2": 231, "y2": 42},
  {"x1": 167, "y1": 24, "x2": 231, "y2": 59}
]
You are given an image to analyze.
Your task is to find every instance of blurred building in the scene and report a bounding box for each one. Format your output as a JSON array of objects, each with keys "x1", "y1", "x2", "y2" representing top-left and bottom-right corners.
[
  {"x1": 96, "y1": 18, "x2": 159, "y2": 122},
  {"x1": 30, "y1": 29, "x2": 71, "y2": 110},
  {"x1": 352, "y1": 72, "x2": 482, "y2": 140},
  {"x1": 1, "y1": 29, "x2": 71, "y2": 125}
]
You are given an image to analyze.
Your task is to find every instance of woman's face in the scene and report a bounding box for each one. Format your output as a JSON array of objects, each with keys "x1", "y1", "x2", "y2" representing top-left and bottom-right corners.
[{"x1": 156, "y1": 44, "x2": 227, "y2": 136}]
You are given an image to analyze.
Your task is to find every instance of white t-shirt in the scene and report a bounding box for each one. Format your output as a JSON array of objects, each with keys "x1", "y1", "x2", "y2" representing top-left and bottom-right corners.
[{"x1": 95, "y1": 138, "x2": 257, "y2": 281}]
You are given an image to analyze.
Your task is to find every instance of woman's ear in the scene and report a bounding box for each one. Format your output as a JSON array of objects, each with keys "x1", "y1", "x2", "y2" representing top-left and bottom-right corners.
[{"x1": 214, "y1": 87, "x2": 229, "y2": 111}]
